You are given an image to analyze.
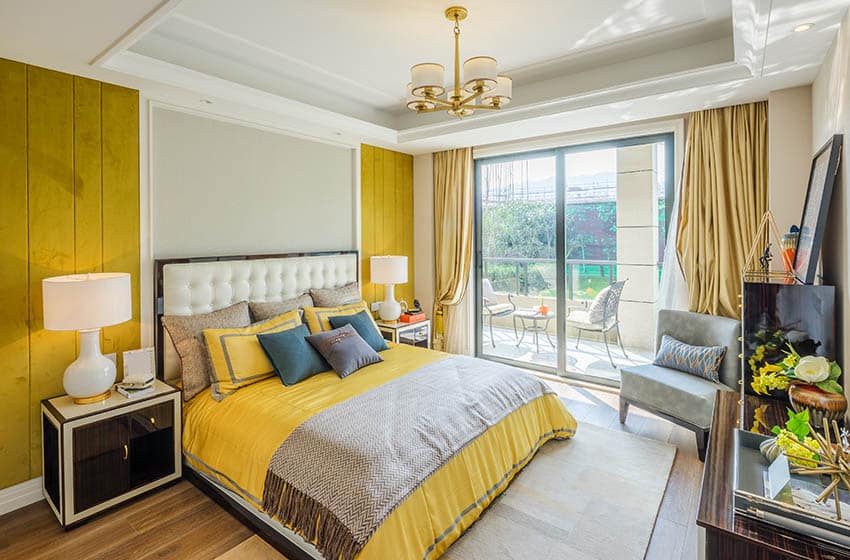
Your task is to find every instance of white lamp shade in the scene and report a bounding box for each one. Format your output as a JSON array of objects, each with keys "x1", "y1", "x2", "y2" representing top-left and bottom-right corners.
[
  {"x1": 370, "y1": 256, "x2": 408, "y2": 285},
  {"x1": 482, "y1": 75, "x2": 512, "y2": 106},
  {"x1": 463, "y1": 56, "x2": 497, "y2": 93},
  {"x1": 43, "y1": 273, "x2": 132, "y2": 331},
  {"x1": 411, "y1": 63, "x2": 445, "y2": 96}
]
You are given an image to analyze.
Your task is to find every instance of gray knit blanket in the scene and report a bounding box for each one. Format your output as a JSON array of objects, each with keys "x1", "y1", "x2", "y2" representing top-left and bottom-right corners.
[{"x1": 261, "y1": 355, "x2": 555, "y2": 560}]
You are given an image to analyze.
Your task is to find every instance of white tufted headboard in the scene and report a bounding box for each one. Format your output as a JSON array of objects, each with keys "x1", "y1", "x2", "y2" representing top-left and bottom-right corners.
[{"x1": 154, "y1": 251, "x2": 358, "y2": 384}]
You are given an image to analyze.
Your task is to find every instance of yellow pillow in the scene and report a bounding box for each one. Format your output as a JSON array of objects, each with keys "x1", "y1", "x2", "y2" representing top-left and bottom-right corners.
[
  {"x1": 303, "y1": 301, "x2": 377, "y2": 334},
  {"x1": 203, "y1": 310, "x2": 301, "y2": 400}
]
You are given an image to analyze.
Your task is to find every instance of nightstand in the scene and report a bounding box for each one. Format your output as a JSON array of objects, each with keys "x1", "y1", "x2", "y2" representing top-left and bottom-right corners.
[
  {"x1": 377, "y1": 319, "x2": 431, "y2": 349},
  {"x1": 41, "y1": 379, "x2": 181, "y2": 527}
]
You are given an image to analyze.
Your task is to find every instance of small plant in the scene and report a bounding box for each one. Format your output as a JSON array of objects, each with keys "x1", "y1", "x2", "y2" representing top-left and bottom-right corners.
[{"x1": 771, "y1": 409, "x2": 821, "y2": 468}]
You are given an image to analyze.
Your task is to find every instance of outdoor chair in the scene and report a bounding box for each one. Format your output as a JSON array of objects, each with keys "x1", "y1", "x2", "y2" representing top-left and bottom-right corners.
[
  {"x1": 481, "y1": 278, "x2": 516, "y2": 347},
  {"x1": 565, "y1": 279, "x2": 627, "y2": 367}
]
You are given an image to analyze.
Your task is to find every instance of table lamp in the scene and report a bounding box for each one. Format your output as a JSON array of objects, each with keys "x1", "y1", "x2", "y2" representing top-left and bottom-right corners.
[
  {"x1": 370, "y1": 256, "x2": 408, "y2": 321},
  {"x1": 43, "y1": 273, "x2": 132, "y2": 404}
]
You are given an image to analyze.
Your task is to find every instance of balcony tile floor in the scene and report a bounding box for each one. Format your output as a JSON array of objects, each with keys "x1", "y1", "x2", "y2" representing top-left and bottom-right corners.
[{"x1": 481, "y1": 326, "x2": 654, "y2": 383}]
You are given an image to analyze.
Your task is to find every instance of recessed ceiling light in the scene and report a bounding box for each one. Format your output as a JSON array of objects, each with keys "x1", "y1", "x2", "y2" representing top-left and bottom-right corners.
[{"x1": 794, "y1": 23, "x2": 815, "y2": 33}]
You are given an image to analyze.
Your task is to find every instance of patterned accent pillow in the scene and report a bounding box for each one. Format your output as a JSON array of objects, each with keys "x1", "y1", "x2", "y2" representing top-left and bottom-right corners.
[
  {"x1": 310, "y1": 282, "x2": 361, "y2": 307},
  {"x1": 203, "y1": 310, "x2": 302, "y2": 400},
  {"x1": 161, "y1": 301, "x2": 250, "y2": 401},
  {"x1": 653, "y1": 335, "x2": 727, "y2": 383},
  {"x1": 587, "y1": 285, "x2": 611, "y2": 324},
  {"x1": 249, "y1": 294, "x2": 313, "y2": 322},
  {"x1": 306, "y1": 324, "x2": 383, "y2": 378}
]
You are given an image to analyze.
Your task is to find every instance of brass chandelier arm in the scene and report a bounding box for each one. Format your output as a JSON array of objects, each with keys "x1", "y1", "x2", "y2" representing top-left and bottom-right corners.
[
  {"x1": 422, "y1": 95, "x2": 455, "y2": 107},
  {"x1": 458, "y1": 87, "x2": 485, "y2": 107}
]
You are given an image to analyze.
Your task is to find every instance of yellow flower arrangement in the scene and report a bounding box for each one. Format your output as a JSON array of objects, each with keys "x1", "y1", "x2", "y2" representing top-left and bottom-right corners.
[
  {"x1": 774, "y1": 428, "x2": 821, "y2": 468},
  {"x1": 750, "y1": 343, "x2": 843, "y2": 396}
]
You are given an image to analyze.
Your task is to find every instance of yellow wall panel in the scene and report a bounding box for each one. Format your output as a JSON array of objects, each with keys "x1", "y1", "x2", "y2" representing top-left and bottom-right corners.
[
  {"x1": 0, "y1": 59, "x2": 139, "y2": 488},
  {"x1": 101, "y1": 84, "x2": 140, "y2": 371},
  {"x1": 73, "y1": 77, "x2": 103, "y2": 275},
  {"x1": 360, "y1": 145, "x2": 415, "y2": 312},
  {"x1": 27, "y1": 66, "x2": 76, "y2": 475},
  {"x1": 360, "y1": 145, "x2": 375, "y2": 305},
  {"x1": 0, "y1": 59, "x2": 31, "y2": 488}
]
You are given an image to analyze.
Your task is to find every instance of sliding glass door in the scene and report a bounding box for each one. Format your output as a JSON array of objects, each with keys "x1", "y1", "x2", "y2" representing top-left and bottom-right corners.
[{"x1": 475, "y1": 134, "x2": 674, "y2": 386}]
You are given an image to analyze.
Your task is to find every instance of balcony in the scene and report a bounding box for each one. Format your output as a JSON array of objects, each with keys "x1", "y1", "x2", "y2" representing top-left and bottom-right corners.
[{"x1": 480, "y1": 257, "x2": 653, "y2": 384}]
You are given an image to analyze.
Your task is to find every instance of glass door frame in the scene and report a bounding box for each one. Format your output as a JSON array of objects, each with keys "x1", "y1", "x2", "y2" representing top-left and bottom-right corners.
[{"x1": 473, "y1": 133, "x2": 675, "y2": 386}]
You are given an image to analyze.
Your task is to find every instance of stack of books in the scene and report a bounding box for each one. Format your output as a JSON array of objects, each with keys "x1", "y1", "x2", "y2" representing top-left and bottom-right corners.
[
  {"x1": 400, "y1": 310, "x2": 426, "y2": 323},
  {"x1": 116, "y1": 375, "x2": 155, "y2": 399}
]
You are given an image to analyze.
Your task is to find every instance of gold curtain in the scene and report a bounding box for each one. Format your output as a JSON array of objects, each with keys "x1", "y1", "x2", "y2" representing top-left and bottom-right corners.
[
  {"x1": 676, "y1": 101, "x2": 768, "y2": 317},
  {"x1": 433, "y1": 148, "x2": 474, "y2": 354}
]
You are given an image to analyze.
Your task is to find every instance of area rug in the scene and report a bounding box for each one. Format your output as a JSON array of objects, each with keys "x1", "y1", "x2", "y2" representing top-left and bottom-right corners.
[
  {"x1": 216, "y1": 423, "x2": 676, "y2": 560},
  {"x1": 441, "y1": 423, "x2": 677, "y2": 560}
]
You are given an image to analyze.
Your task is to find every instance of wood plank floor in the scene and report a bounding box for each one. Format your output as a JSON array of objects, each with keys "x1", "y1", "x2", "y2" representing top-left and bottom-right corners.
[{"x1": 0, "y1": 379, "x2": 701, "y2": 560}]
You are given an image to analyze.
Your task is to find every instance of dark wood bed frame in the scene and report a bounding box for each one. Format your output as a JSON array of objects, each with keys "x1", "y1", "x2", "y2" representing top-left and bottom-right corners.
[{"x1": 153, "y1": 250, "x2": 359, "y2": 560}]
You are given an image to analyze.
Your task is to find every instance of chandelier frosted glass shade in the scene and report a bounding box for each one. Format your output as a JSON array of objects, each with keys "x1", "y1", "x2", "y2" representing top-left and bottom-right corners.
[
  {"x1": 410, "y1": 63, "x2": 445, "y2": 97},
  {"x1": 482, "y1": 75, "x2": 513, "y2": 107},
  {"x1": 463, "y1": 56, "x2": 497, "y2": 93}
]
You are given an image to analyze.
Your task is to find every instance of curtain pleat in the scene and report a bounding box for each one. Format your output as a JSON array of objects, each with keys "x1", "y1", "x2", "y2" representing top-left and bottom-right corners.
[
  {"x1": 433, "y1": 148, "x2": 474, "y2": 354},
  {"x1": 676, "y1": 101, "x2": 769, "y2": 317}
]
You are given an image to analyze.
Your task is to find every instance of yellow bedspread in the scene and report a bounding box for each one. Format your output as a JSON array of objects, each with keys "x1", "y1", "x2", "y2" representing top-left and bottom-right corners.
[{"x1": 183, "y1": 344, "x2": 577, "y2": 559}]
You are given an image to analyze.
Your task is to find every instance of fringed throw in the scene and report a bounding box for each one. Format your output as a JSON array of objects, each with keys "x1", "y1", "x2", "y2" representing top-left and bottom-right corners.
[{"x1": 261, "y1": 356, "x2": 555, "y2": 560}]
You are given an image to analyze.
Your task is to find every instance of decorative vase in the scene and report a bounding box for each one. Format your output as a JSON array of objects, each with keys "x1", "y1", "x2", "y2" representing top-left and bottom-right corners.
[{"x1": 788, "y1": 383, "x2": 848, "y2": 426}]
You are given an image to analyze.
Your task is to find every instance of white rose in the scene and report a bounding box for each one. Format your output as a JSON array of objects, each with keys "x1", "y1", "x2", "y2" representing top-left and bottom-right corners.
[{"x1": 795, "y1": 355, "x2": 831, "y2": 383}]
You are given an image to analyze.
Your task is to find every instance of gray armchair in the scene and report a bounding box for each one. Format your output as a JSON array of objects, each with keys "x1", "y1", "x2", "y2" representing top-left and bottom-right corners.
[{"x1": 619, "y1": 309, "x2": 740, "y2": 461}]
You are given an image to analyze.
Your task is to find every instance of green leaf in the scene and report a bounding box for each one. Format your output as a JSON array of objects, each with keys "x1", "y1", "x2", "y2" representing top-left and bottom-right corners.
[
  {"x1": 816, "y1": 379, "x2": 844, "y2": 394},
  {"x1": 786, "y1": 408, "x2": 811, "y2": 441},
  {"x1": 771, "y1": 425, "x2": 782, "y2": 435},
  {"x1": 830, "y1": 362, "x2": 842, "y2": 381}
]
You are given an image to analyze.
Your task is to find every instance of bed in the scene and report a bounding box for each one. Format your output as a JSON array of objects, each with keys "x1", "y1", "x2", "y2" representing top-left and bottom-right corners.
[{"x1": 154, "y1": 251, "x2": 577, "y2": 560}]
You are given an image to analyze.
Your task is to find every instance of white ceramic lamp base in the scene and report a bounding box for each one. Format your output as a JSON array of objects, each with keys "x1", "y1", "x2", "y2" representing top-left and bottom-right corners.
[
  {"x1": 64, "y1": 328, "x2": 116, "y2": 404},
  {"x1": 378, "y1": 284, "x2": 402, "y2": 321}
]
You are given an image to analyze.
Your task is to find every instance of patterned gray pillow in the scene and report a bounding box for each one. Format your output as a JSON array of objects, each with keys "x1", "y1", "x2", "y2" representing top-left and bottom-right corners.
[
  {"x1": 161, "y1": 301, "x2": 251, "y2": 401},
  {"x1": 249, "y1": 294, "x2": 313, "y2": 322},
  {"x1": 306, "y1": 323, "x2": 382, "y2": 378},
  {"x1": 310, "y1": 282, "x2": 361, "y2": 307}
]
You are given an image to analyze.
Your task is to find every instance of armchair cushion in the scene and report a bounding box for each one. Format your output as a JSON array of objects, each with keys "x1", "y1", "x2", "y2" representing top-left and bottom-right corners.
[
  {"x1": 653, "y1": 334, "x2": 727, "y2": 383},
  {"x1": 484, "y1": 302, "x2": 513, "y2": 316},
  {"x1": 620, "y1": 364, "x2": 735, "y2": 429}
]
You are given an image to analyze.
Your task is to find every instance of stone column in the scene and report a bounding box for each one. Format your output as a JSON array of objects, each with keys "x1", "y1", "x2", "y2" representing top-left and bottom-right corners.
[{"x1": 615, "y1": 145, "x2": 659, "y2": 350}]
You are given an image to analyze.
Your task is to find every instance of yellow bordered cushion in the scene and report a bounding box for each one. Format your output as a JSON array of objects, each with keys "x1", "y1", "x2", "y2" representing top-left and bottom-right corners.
[
  {"x1": 303, "y1": 301, "x2": 378, "y2": 334},
  {"x1": 204, "y1": 310, "x2": 302, "y2": 400}
]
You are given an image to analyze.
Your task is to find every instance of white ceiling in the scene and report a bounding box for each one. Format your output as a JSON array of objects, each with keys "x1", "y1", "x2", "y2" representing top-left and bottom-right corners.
[{"x1": 0, "y1": 0, "x2": 848, "y2": 153}]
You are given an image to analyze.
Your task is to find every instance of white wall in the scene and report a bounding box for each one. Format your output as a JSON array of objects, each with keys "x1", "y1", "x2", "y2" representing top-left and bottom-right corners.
[
  {"x1": 151, "y1": 107, "x2": 356, "y2": 258},
  {"x1": 768, "y1": 86, "x2": 813, "y2": 233},
  {"x1": 812, "y1": 8, "x2": 850, "y2": 390},
  {"x1": 413, "y1": 154, "x2": 435, "y2": 315}
]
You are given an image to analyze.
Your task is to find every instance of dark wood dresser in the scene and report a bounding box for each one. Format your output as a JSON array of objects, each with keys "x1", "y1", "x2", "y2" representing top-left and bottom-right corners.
[
  {"x1": 41, "y1": 380, "x2": 181, "y2": 528},
  {"x1": 697, "y1": 391, "x2": 850, "y2": 559}
]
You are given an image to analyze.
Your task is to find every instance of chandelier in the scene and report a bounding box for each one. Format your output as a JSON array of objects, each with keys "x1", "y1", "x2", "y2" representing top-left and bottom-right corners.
[{"x1": 407, "y1": 6, "x2": 512, "y2": 119}]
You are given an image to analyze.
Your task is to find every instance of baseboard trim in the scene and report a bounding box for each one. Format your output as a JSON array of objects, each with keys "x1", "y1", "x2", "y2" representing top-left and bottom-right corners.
[{"x1": 0, "y1": 477, "x2": 44, "y2": 516}]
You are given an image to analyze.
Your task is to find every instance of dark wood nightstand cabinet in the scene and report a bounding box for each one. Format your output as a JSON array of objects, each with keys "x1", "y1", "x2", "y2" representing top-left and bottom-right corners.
[{"x1": 41, "y1": 380, "x2": 181, "y2": 527}]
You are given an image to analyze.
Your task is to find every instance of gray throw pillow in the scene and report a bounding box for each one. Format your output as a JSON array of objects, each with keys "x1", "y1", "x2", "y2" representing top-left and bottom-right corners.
[
  {"x1": 306, "y1": 324, "x2": 382, "y2": 378},
  {"x1": 310, "y1": 282, "x2": 361, "y2": 307},
  {"x1": 653, "y1": 334, "x2": 726, "y2": 383},
  {"x1": 161, "y1": 301, "x2": 251, "y2": 401},
  {"x1": 249, "y1": 294, "x2": 313, "y2": 322}
]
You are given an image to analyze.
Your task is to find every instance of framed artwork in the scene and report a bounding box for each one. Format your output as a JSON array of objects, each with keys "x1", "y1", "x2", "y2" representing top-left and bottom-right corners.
[{"x1": 793, "y1": 134, "x2": 843, "y2": 284}]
